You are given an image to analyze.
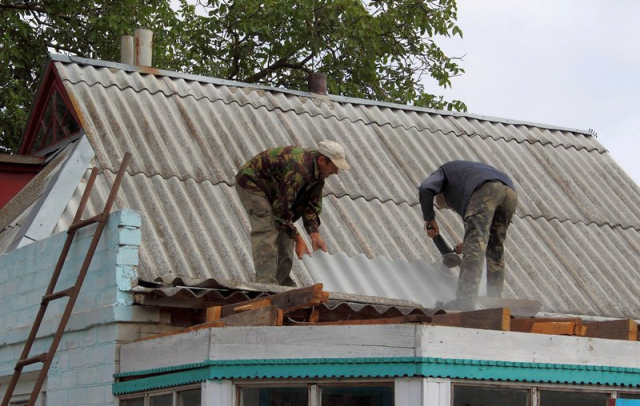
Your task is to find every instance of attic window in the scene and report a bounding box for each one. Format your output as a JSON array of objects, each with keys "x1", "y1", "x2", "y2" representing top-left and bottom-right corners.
[{"x1": 28, "y1": 85, "x2": 80, "y2": 155}]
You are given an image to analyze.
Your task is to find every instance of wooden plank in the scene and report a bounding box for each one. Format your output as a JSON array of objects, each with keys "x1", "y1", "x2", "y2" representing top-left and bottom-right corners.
[
  {"x1": 217, "y1": 283, "x2": 326, "y2": 318},
  {"x1": 206, "y1": 306, "x2": 221, "y2": 322},
  {"x1": 431, "y1": 308, "x2": 510, "y2": 331},
  {"x1": 530, "y1": 321, "x2": 586, "y2": 336},
  {"x1": 307, "y1": 291, "x2": 331, "y2": 306},
  {"x1": 307, "y1": 314, "x2": 431, "y2": 326},
  {"x1": 133, "y1": 293, "x2": 227, "y2": 309},
  {"x1": 309, "y1": 308, "x2": 321, "y2": 324},
  {"x1": 511, "y1": 317, "x2": 582, "y2": 333},
  {"x1": 584, "y1": 319, "x2": 638, "y2": 341},
  {"x1": 233, "y1": 298, "x2": 272, "y2": 313},
  {"x1": 138, "y1": 307, "x2": 284, "y2": 341},
  {"x1": 214, "y1": 306, "x2": 283, "y2": 327}
]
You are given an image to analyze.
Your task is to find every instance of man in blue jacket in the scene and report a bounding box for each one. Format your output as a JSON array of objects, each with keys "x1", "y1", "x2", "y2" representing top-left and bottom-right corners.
[{"x1": 419, "y1": 160, "x2": 518, "y2": 311}]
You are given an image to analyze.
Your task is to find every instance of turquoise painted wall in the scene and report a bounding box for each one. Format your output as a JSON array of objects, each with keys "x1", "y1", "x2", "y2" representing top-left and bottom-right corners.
[{"x1": 0, "y1": 210, "x2": 141, "y2": 406}]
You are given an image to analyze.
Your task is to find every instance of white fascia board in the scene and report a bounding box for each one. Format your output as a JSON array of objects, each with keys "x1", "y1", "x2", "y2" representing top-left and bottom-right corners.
[
  {"x1": 416, "y1": 325, "x2": 639, "y2": 369},
  {"x1": 119, "y1": 324, "x2": 640, "y2": 376},
  {"x1": 119, "y1": 324, "x2": 418, "y2": 374}
]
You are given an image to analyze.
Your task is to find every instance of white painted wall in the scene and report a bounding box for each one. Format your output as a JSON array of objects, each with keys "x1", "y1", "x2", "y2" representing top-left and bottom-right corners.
[
  {"x1": 396, "y1": 378, "x2": 451, "y2": 406},
  {"x1": 202, "y1": 380, "x2": 234, "y2": 405},
  {"x1": 120, "y1": 324, "x2": 419, "y2": 373},
  {"x1": 120, "y1": 323, "x2": 640, "y2": 374},
  {"x1": 416, "y1": 324, "x2": 640, "y2": 369}
]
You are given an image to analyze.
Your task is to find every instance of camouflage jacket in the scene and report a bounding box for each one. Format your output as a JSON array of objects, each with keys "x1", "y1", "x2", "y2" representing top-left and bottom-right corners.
[{"x1": 235, "y1": 146, "x2": 325, "y2": 237}]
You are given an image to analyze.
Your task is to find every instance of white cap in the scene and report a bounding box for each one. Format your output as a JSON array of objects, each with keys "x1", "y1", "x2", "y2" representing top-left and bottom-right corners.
[{"x1": 318, "y1": 140, "x2": 350, "y2": 170}]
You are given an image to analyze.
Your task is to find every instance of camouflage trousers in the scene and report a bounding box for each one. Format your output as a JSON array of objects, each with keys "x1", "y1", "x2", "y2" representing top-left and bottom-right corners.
[
  {"x1": 458, "y1": 181, "x2": 518, "y2": 300},
  {"x1": 235, "y1": 185, "x2": 296, "y2": 286}
]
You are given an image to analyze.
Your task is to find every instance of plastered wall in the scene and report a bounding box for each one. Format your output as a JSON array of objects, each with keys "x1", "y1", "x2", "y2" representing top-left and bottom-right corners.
[{"x1": 0, "y1": 210, "x2": 141, "y2": 406}]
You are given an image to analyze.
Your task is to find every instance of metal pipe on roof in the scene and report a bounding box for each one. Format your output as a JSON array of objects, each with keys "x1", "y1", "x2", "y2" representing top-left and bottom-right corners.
[
  {"x1": 134, "y1": 29, "x2": 153, "y2": 67},
  {"x1": 308, "y1": 73, "x2": 327, "y2": 95}
]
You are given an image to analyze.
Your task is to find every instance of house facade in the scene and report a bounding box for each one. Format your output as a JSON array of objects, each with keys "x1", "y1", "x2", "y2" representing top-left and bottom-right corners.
[{"x1": 1, "y1": 53, "x2": 640, "y2": 405}]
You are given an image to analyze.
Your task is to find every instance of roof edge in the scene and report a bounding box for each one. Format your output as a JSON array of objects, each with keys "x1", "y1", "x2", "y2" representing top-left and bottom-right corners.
[{"x1": 113, "y1": 356, "x2": 640, "y2": 395}]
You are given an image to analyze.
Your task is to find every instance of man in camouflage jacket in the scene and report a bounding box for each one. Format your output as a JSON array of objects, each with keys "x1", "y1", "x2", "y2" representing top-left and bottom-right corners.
[
  {"x1": 419, "y1": 160, "x2": 518, "y2": 310},
  {"x1": 235, "y1": 140, "x2": 350, "y2": 286}
]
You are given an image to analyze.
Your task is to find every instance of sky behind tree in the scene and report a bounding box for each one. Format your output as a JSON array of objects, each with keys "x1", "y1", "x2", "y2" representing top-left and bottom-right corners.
[{"x1": 436, "y1": 0, "x2": 640, "y2": 185}]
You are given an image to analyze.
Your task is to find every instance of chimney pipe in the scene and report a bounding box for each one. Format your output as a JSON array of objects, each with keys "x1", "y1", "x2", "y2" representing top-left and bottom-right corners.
[
  {"x1": 121, "y1": 35, "x2": 134, "y2": 65},
  {"x1": 308, "y1": 73, "x2": 327, "y2": 95},
  {"x1": 134, "y1": 29, "x2": 153, "y2": 67}
]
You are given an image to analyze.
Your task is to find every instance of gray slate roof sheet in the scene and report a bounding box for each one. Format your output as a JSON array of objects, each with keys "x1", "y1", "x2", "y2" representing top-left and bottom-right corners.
[{"x1": 6, "y1": 54, "x2": 640, "y2": 319}]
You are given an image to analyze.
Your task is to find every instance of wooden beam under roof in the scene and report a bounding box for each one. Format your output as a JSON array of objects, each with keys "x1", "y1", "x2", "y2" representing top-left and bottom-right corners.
[
  {"x1": 207, "y1": 283, "x2": 328, "y2": 321},
  {"x1": 432, "y1": 308, "x2": 511, "y2": 331},
  {"x1": 584, "y1": 319, "x2": 638, "y2": 341},
  {"x1": 511, "y1": 317, "x2": 587, "y2": 336},
  {"x1": 302, "y1": 314, "x2": 431, "y2": 326}
]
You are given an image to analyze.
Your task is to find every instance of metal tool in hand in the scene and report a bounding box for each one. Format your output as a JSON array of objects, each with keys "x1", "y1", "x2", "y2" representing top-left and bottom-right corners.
[{"x1": 426, "y1": 223, "x2": 462, "y2": 268}]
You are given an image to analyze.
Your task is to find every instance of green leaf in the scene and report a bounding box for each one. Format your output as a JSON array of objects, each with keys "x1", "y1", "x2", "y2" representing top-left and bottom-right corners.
[{"x1": 0, "y1": 0, "x2": 467, "y2": 152}]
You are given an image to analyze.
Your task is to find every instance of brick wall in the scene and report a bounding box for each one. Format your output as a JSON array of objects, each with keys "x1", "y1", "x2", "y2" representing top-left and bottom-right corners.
[{"x1": 0, "y1": 209, "x2": 142, "y2": 406}]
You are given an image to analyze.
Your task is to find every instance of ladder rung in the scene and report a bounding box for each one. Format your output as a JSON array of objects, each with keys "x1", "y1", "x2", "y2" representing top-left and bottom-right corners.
[
  {"x1": 15, "y1": 353, "x2": 48, "y2": 369},
  {"x1": 67, "y1": 213, "x2": 106, "y2": 233},
  {"x1": 41, "y1": 287, "x2": 75, "y2": 304}
]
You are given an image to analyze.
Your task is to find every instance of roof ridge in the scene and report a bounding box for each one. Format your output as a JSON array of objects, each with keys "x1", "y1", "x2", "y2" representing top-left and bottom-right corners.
[{"x1": 53, "y1": 53, "x2": 595, "y2": 136}]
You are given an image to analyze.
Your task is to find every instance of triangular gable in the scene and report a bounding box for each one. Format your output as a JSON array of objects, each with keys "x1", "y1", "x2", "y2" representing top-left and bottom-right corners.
[{"x1": 18, "y1": 59, "x2": 82, "y2": 156}]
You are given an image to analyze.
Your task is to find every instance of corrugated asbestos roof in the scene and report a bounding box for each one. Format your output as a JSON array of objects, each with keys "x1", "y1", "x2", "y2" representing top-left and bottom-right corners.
[
  {"x1": 303, "y1": 251, "x2": 459, "y2": 308},
  {"x1": 4, "y1": 54, "x2": 640, "y2": 319}
]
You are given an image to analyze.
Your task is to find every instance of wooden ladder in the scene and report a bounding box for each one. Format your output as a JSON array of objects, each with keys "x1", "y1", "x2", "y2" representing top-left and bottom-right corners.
[{"x1": 1, "y1": 152, "x2": 131, "y2": 406}]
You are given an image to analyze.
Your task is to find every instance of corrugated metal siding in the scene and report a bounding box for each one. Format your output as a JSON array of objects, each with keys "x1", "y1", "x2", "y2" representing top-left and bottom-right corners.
[{"x1": 29, "y1": 56, "x2": 640, "y2": 318}]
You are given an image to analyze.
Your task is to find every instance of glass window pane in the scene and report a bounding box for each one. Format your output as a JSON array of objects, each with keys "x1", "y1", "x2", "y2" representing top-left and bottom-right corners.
[
  {"x1": 30, "y1": 127, "x2": 46, "y2": 154},
  {"x1": 178, "y1": 388, "x2": 201, "y2": 406},
  {"x1": 240, "y1": 387, "x2": 308, "y2": 406},
  {"x1": 120, "y1": 397, "x2": 145, "y2": 406},
  {"x1": 55, "y1": 92, "x2": 66, "y2": 118},
  {"x1": 150, "y1": 393, "x2": 173, "y2": 406},
  {"x1": 42, "y1": 98, "x2": 53, "y2": 127},
  {"x1": 54, "y1": 91, "x2": 80, "y2": 138},
  {"x1": 320, "y1": 385, "x2": 393, "y2": 406},
  {"x1": 454, "y1": 385, "x2": 529, "y2": 406},
  {"x1": 43, "y1": 126, "x2": 54, "y2": 147},
  {"x1": 539, "y1": 390, "x2": 610, "y2": 406}
]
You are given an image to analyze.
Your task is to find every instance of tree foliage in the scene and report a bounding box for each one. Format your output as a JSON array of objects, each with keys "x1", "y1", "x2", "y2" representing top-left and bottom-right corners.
[
  {"x1": 0, "y1": 0, "x2": 180, "y2": 153},
  {"x1": 0, "y1": 0, "x2": 465, "y2": 153}
]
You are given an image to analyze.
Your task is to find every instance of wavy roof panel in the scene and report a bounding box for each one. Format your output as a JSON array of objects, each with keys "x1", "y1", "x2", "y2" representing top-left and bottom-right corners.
[{"x1": 8, "y1": 54, "x2": 639, "y2": 319}]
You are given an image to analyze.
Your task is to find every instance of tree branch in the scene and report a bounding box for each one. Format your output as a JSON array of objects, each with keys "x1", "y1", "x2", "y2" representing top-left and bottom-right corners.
[
  {"x1": 1, "y1": 3, "x2": 73, "y2": 23},
  {"x1": 242, "y1": 50, "x2": 311, "y2": 83}
]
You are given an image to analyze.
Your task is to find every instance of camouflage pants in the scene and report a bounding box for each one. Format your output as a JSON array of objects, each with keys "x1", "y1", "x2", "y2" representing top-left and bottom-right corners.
[
  {"x1": 458, "y1": 181, "x2": 518, "y2": 300},
  {"x1": 235, "y1": 185, "x2": 296, "y2": 286}
]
